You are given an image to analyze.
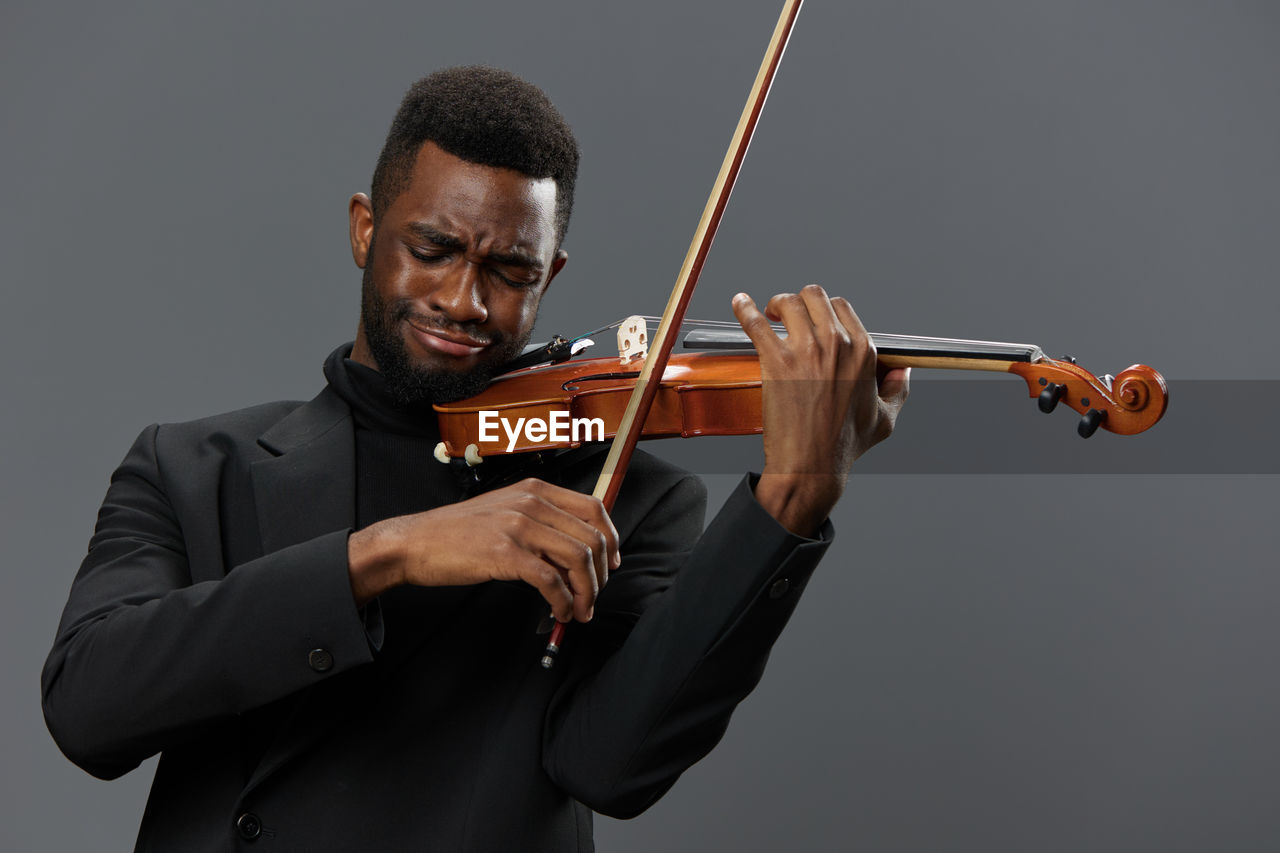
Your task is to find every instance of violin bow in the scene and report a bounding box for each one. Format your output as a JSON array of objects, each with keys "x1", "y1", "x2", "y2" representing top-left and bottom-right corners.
[{"x1": 541, "y1": 0, "x2": 806, "y2": 668}]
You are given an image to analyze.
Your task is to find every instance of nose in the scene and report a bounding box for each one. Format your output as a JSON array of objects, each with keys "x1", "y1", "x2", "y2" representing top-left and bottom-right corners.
[{"x1": 428, "y1": 261, "x2": 488, "y2": 325}]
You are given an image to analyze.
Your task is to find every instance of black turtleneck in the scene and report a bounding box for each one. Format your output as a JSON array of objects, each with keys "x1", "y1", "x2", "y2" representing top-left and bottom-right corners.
[{"x1": 322, "y1": 343, "x2": 465, "y2": 529}]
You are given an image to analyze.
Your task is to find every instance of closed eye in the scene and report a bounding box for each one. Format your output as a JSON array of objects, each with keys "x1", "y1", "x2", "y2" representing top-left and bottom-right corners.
[
  {"x1": 409, "y1": 247, "x2": 452, "y2": 265},
  {"x1": 491, "y1": 268, "x2": 538, "y2": 289},
  {"x1": 409, "y1": 245, "x2": 538, "y2": 288}
]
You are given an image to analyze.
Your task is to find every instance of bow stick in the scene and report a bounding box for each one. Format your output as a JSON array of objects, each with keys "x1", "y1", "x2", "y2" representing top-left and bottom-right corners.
[{"x1": 542, "y1": 0, "x2": 806, "y2": 668}]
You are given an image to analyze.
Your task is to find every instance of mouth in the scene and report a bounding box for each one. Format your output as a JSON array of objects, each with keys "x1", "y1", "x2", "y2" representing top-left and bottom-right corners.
[{"x1": 404, "y1": 319, "x2": 491, "y2": 358}]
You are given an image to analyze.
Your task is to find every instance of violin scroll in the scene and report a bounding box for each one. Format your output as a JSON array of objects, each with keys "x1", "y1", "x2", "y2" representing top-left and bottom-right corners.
[{"x1": 1010, "y1": 359, "x2": 1168, "y2": 437}]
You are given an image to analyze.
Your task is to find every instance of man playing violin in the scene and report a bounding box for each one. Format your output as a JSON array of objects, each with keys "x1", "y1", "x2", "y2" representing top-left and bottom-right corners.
[{"x1": 43, "y1": 66, "x2": 908, "y2": 851}]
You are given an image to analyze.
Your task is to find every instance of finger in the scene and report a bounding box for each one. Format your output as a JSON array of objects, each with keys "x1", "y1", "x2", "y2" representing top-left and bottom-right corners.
[
  {"x1": 798, "y1": 284, "x2": 847, "y2": 348},
  {"x1": 831, "y1": 297, "x2": 876, "y2": 377},
  {"x1": 731, "y1": 292, "x2": 784, "y2": 356},
  {"x1": 532, "y1": 526, "x2": 601, "y2": 623},
  {"x1": 523, "y1": 480, "x2": 619, "y2": 576},
  {"x1": 507, "y1": 549, "x2": 576, "y2": 623},
  {"x1": 878, "y1": 366, "x2": 911, "y2": 410},
  {"x1": 508, "y1": 494, "x2": 608, "y2": 617},
  {"x1": 830, "y1": 296, "x2": 870, "y2": 346},
  {"x1": 524, "y1": 495, "x2": 610, "y2": 593},
  {"x1": 504, "y1": 513, "x2": 599, "y2": 622},
  {"x1": 764, "y1": 291, "x2": 817, "y2": 344}
]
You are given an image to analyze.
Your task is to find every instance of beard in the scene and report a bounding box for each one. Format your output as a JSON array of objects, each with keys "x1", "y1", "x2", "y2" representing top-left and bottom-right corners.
[{"x1": 360, "y1": 263, "x2": 534, "y2": 406}]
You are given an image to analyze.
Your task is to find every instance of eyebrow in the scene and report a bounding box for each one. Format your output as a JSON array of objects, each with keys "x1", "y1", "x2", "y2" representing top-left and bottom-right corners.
[{"x1": 405, "y1": 222, "x2": 544, "y2": 272}]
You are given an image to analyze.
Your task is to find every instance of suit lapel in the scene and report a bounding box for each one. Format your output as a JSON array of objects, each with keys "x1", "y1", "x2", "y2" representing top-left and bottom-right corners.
[
  {"x1": 244, "y1": 386, "x2": 371, "y2": 797},
  {"x1": 251, "y1": 385, "x2": 355, "y2": 555}
]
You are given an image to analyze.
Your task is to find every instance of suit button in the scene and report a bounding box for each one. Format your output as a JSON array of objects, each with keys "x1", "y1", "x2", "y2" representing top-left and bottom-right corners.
[
  {"x1": 308, "y1": 648, "x2": 334, "y2": 672},
  {"x1": 768, "y1": 578, "x2": 791, "y2": 599},
  {"x1": 236, "y1": 812, "x2": 262, "y2": 841}
]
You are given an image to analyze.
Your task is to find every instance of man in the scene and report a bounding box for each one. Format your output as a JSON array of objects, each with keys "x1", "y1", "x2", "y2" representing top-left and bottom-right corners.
[{"x1": 42, "y1": 67, "x2": 908, "y2": 851}]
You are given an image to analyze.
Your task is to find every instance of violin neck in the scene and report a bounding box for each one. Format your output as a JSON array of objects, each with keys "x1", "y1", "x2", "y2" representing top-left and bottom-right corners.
[
  {"x1": 681, "y1": 328, "x2": 1046, "y2": 373},
  {"x1": 872, "y1": 333, "x2": 1044, "y2": 371}
]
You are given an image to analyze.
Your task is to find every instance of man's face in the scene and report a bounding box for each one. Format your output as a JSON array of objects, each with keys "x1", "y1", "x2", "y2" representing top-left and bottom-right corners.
[{"x1": 350, "y1": 141, "x2": 567, "y2": 405}]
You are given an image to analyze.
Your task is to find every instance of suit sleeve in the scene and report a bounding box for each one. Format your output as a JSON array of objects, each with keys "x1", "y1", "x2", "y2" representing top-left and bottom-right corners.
[
  {"x1": 542, "y1": 472, "x2": 832, "y2": 818},
  {"x1": 41, "y1": 424, "x2": 377, "y2": 780}
]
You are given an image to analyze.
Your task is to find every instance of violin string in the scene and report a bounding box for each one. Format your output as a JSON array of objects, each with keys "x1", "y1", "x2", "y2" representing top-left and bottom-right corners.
[
  {"x1": 569, "y1": 316, "x2": 783, "y2": 343},
  {"x1": 569, "y1": 320, "x2": 626, "y2": 343},
  {"x1": 567, "y1": 316, "x2": 789, "y2": 350},
  {"x1": 667, "y1": 316, "x2": 786, "y2": 333}
]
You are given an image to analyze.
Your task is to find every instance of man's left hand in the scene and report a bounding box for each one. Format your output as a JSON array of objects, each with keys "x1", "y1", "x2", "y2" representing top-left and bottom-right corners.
[{"x1": 732, "y1": 284, "x2": 909, "y2": 537}]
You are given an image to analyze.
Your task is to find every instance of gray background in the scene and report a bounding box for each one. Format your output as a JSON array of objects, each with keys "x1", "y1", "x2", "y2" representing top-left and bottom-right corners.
[{"x1": 3, "y1": 0, "x2": 1277, "y2": 850}]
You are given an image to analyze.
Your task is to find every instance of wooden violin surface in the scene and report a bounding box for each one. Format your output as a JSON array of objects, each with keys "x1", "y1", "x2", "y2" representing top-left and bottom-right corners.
[{"x1": 432, "y1": 344, "x2": 1168, "y2": 460}]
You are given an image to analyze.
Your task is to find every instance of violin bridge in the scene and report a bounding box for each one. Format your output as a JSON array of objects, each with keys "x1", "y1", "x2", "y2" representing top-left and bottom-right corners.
[{"x1": 617, "y1": 315, "x2": 648, "y2": 365}]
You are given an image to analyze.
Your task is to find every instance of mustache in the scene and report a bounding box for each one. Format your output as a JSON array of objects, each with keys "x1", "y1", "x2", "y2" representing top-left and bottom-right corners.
[{"x1": 393, "y1": 304, "x2": 498, "y2": 346}]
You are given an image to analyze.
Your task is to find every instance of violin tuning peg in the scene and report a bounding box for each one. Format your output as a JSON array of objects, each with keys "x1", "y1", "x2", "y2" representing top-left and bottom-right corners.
[
  {"x1": 1078, "y1": 408, "x2": 1106, "y2": 438},
  {"x1": 1038, "y1": 382, "x2": 1067, "y2": 413},
  {"x1": 1061, "y1": 355, "x2": 1078, "y2": 364}
]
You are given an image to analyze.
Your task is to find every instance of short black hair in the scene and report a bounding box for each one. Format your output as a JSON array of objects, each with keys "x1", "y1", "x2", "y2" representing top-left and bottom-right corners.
[{"x1": 371, "y1": 66, "x2": 580, "y2": 245}]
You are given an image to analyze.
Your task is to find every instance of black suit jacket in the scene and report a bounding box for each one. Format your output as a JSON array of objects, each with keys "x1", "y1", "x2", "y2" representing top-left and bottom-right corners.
[{"x1": 43, "y1": 382, "x2": 832, "y2": 852}]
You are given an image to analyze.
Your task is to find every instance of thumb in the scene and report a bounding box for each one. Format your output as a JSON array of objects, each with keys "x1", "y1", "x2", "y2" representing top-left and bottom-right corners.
[{"x1": 878, "y1": 366, "x2": 911, "y2": 408}]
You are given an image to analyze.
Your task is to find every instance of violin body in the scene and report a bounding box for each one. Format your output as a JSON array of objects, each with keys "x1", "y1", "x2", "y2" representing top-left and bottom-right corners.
[{"x1": 434, "y1": 351, "x2": 766, "y2": 460}]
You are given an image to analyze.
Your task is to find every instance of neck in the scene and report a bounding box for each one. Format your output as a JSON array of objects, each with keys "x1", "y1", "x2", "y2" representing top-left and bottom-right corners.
[{"x1": 350, "y1": 325, "x2": 378, "y2": 370}]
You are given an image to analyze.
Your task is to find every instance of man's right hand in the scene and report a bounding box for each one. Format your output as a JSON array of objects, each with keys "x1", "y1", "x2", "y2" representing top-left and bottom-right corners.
[{"x1": 347, "y1": 478, "x2": 619, "y2": 623}]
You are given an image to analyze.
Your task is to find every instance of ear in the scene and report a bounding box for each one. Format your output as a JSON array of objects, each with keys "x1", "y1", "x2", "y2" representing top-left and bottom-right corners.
[
  {"x1": 349, "y1": 193, "x2": 375, "y2": 268},
  {"x1": 543, "y1": 248, "x2": 569, "y2": 292}
]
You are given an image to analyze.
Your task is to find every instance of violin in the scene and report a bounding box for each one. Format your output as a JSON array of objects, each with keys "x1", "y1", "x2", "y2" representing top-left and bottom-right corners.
[
  {"x1": 432, "y1": 317, "x2": 1168, "y2": 466},
  {"x1": 464, "y1": 0, "x2": 1165, "y2": 667}
]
